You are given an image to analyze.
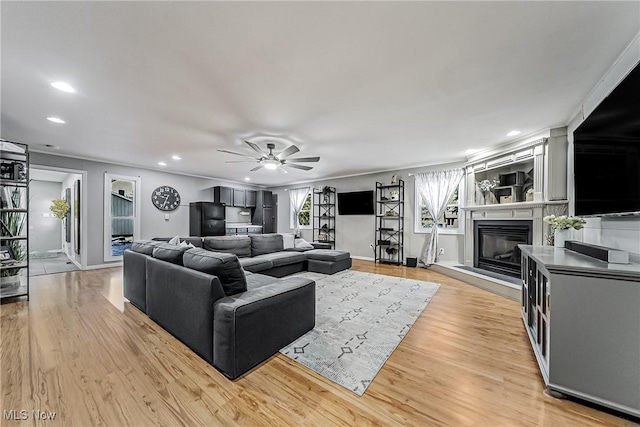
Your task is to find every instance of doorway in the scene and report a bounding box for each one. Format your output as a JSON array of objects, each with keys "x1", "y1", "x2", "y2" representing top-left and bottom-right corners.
[{"x1": 29, "y1": 166, "x2": 86, "y2": 275}]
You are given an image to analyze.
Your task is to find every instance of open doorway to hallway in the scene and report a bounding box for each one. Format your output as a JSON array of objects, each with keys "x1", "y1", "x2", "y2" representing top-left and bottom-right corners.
[{"x1": 29, "y1": 168, "x2": 83, "y2": 276}]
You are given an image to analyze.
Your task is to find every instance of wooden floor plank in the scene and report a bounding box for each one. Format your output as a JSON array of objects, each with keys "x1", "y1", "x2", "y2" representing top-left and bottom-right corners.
[{"x1": 1, "y1": 261, "x2": 637, "y2": 426}]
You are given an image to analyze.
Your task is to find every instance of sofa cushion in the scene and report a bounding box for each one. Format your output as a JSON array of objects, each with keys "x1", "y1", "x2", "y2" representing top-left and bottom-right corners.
[
  {"x1": 304, "y1": 249, "x2": 351, "y2": 262},
  {"x1": 239, "y1": 257, "x2": 273, "y2": 273},
  {"x1": 245, "y1": 273, "x2": 280, "y2": 291},
  {"x1": 250, "y1": 234, "x2": 284, "y2": 257},
  {"x1": 152, "y1": 242, "x2": 191, "y2": 265},
  {"x1": 254, "y1": 251, "x2": 306, "y2": 267},
  {"x1": 204, "y1": 236, "x2": 251, "y2": 258},
  {"x1": 131, "y1": 240, "x2": 164, "y2": 255},
  {"x1": 183, "y1": 248, "x2": 247, "y2": 296}
]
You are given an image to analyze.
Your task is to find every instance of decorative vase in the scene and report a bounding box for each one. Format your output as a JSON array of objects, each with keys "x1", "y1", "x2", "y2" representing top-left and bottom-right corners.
[{"x1": 554, "y1": 229, "x2": 570, "y2": 248}]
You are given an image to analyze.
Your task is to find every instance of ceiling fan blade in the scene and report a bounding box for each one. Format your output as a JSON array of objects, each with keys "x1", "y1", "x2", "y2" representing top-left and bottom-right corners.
[
  {"x1": 286, "y1": 163, "x2": 313, "y2": 171},
  {"x1": 250, "y1": 164, "x2": 264, "y2": 172},
  {"x1": 217, "y1": 149, "x2": 257, "y2": 160},
  {"x1": 276, "y1": 144, "x2": 300, "y2": 158},
  {"x1": 285, "y1": 156, "x2": 320, "y2": 163},
  {"x1": 244, "y1": 140, "x2": 266, "y2": 155}
]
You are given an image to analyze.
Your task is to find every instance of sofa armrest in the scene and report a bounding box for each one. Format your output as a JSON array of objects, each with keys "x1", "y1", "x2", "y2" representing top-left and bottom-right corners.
[
  {"x1": 213, "y1": 277, "x2": 315, "y2": 379},
  {"x1": 146, "y1": 257, "x2": 226, "y2": 364},
  {"x1": 123, "y1": 250, "x2": 148, "y2": 312}
]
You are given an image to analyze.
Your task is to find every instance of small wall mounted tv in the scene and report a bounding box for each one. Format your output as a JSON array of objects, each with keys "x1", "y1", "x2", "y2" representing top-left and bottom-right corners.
[
  {"x1": 337, "y1": 190, "x2": 374, "y2": 215},
  {"x1": 573, "y1": 61, "x2": 640, "y2": 216}
]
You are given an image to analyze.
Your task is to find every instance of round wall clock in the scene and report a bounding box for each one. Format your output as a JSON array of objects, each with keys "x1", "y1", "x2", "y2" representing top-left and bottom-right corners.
[{"x1": 152, "y1": 186, "x2": 181, "y2": 211}]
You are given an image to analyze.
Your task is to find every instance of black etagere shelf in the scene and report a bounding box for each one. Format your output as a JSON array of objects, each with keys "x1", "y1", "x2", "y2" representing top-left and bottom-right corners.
[
  {"x1": 312, "y1": 186, "x2": 336, "y2": 249},
  {"x1": 1, "y1": 140, "x2": 30, "y2": 301},
  {"x1": 375, "y1": 180, "x2": 404, "y2": 265}
]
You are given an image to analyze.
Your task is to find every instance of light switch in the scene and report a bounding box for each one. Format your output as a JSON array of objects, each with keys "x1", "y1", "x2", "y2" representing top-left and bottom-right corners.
[{"x1": 164, "y1": 214, "x2": 170, "y2": 221}]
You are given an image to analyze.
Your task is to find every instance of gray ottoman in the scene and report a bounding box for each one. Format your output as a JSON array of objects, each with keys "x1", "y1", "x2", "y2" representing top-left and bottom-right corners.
[{"x1": 305, "y1": 249, "x2": 352, "y2": 274}]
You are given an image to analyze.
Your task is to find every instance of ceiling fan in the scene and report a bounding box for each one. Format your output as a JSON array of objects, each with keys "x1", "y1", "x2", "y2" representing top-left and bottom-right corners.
[{"x1": 218, "y1": 140, "x2": 320, "y2": 172}]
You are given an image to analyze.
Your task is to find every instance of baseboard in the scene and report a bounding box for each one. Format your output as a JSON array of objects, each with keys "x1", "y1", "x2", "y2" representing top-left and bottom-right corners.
[
  {"x1": 351, "y1": 255, "x2": 375, "y2": 262},
  {"x1": 83, "y1": 262, "x2": 122, "y2": 270}
]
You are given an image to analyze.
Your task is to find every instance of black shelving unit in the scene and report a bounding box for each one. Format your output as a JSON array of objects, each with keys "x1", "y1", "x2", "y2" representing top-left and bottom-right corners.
[
  {"x1": 1, "y1": 140, "x2": 29, "y2": 301},
  {"x1": 375, "y1": 180, "x2": 404, "y2": 265},
  {"x1": 312, "y1": 186, "x2": 336, "y2": 249}
]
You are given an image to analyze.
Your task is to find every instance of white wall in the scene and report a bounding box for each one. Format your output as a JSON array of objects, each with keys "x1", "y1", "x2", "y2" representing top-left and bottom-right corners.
[
  {"x1": 567, "y1": 31, "x2": 640, "y2": 259},
  {"x1": 30, "y1": 152, "x2": 260, "y2": 267},
  {"x1": 28, "y1": 180, "x2": 62, "y2": 253},
  {"x1": 269, "y1": 161, "x2": 465, "y2": 263}
]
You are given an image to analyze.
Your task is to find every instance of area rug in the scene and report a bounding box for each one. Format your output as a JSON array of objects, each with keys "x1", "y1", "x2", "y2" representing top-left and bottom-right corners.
[{"x1": 280, "y1": 270, "x2": 440, "y2": 396}]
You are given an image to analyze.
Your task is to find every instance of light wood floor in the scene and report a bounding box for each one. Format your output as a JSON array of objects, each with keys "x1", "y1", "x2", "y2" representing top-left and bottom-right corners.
[{"x1": 1, "y1": 260, "x2": 637, "y2": 426}]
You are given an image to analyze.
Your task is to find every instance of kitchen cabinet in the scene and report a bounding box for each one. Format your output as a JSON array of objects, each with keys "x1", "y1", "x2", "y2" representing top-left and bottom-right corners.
[{"x1": 213, "y1": 186, "x2": 233, "y2": 206}]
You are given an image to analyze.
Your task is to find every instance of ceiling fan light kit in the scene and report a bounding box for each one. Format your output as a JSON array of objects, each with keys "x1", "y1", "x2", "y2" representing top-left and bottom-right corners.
[{"x1": 218, "y1": 140, "x2": 320, "y2": 172}]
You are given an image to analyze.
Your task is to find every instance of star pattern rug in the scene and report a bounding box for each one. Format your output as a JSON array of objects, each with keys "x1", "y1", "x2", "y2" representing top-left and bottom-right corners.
[{"x1": 280, "y1": 270, "x2": 440, "y2": 396}]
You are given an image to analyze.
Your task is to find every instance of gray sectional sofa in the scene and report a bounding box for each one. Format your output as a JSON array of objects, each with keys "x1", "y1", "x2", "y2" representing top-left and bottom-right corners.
[{"x1": 123, "y1": 233, "x2": 351, "y2": 379}]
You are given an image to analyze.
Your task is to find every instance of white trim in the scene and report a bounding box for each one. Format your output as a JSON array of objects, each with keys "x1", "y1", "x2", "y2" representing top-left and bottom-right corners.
[
  {"x1": 352, "y1": 255, "x2": 375, "y2": 262},
  {"x1": 30, "y1": 164, "x2": 89, "y2": 270},
  {"x1": 104, "y1": 173, "x2": 141, "y2": 262},
  {"x1": 83, "y1": 262, "x2": 122, "y2": 270}
]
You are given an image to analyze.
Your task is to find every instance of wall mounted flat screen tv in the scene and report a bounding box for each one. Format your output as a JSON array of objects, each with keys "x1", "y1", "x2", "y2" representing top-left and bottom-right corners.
[
  {"x1": 573, "y1": 61, "x2": 640, "y2": 216},
  {"x1": 337, "y1": 190, "x2": 374, "y2": 215}
]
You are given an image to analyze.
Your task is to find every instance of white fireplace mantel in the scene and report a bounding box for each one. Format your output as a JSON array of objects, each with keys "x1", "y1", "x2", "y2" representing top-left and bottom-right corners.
[{"x1": 462, "y1": 129, "x2": 569, "y2": 269}]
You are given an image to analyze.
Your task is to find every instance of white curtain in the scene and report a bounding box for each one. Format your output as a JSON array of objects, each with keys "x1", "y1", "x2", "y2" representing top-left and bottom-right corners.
[
  {"x1": 289, "y1": 187, "x2": 310, "y2": 236},
  {"x1": 415, "y1": 169, "x2": 464, "y2": 266}
]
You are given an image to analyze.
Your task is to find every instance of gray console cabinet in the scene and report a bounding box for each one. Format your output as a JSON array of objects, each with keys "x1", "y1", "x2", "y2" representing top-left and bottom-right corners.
[{"x1": 519, "y1": 245, "x2": 640, "y2": 417}]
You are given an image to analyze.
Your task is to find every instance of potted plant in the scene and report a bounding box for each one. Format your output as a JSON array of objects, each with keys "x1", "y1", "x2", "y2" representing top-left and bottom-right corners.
[
  {"x1": 543, "y1": 214, "x2": 586, "y2": 248},
  {"x1": 49, "y1": 198, "x2": 70, "y2": 219}
]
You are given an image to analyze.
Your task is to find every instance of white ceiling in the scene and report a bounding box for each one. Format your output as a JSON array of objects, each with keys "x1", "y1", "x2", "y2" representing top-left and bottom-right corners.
[{"x1": 2, "y1": 2, "x2": 639, "y2": 186}]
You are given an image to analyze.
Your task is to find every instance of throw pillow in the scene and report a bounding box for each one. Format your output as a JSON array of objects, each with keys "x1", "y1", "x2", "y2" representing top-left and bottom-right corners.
[
  {"x1": 179, "y1": 241, "x2": 195, "y2": 248},
  {"x1": 294, "y1": 238, "x2": 314, "y2": 249},
  {"x1": 183, "y1": 248, "x2": 247, "y2": 296},
  {"x1": 168, "y1": 235, "x2": 181, "y2": 245},
  {"x1": 151, "y1": 242, "x2": 191, "y2": 265},
  {"x1": 280, "y1": 233, "x2": 295, "y2": 249}
]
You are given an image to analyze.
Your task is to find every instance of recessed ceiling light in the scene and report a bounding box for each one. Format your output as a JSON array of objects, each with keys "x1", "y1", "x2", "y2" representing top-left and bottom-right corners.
[
  {"x1": 172, "y1": 155, "x2": 181, "y2": 160},
  {"x1": 158, "y1": 162, "x2": 167, "y2": 166},
  {"x1": 47, "y1": 117, "x2": 65, "y2": 124},
  {"x1": 51, "y1": 81, "x2": 75, "y2": 93},
  {"x1": 244, "y1": 177, "x2": 251, "y2": 181},
  {"x1": 506, "y1": 130, "x2": 521, "y2": 137}
]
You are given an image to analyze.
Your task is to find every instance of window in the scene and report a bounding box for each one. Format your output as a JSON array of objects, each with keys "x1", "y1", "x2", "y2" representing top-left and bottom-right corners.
[
  {"x1": 291, "y1": 193, "x2": 312, "y2": 229},
  {"x1": 104, "y1": 173, "x2": 141, "y2": 261},
  {"x1": 415, "y1": 184, "x2": 463, "y2": 234}
]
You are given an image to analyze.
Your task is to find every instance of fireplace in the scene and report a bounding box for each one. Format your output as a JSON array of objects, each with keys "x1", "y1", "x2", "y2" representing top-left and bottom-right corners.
[{"x1": 474, "y1": 220, "x2": 532, "y2": 278}]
